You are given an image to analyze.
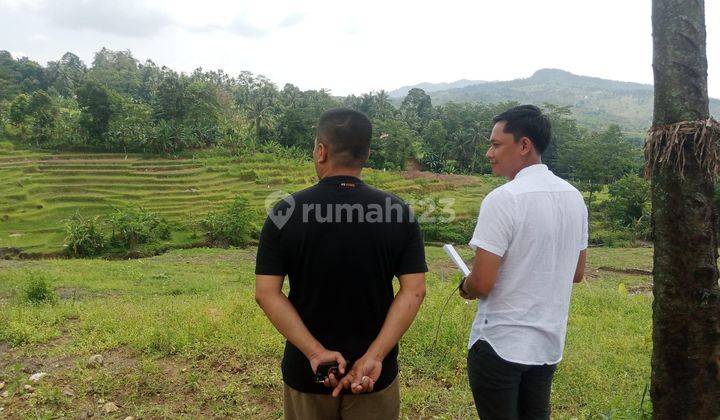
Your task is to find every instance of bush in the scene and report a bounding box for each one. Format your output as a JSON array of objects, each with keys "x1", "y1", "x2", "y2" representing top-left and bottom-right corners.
[
  {"x1": 420, "y1": 219, "x2": 475, "y2": 244},
  {"x1": 21, "y1": 273, "x2": 57, "y2": 304},
  {"x1": 108, "y1": 206, "x2": 171, "y2": 249},
  {"x1": 0, "y1": 140, "x2": 14, "y2": 150},
  {"x1": 258, "y1": 139, "x2": 309, "y2": 162},
  {"x1": 64, "y1": 212, "x2": 106, "y2": 256},
  {"x1": 607, "y1": 174, "x2": 650, "y2": 228},
  {"x1": 201, "y1": 195, "x2": 259, "y2": 247},
  {"x1": 590, "y1": 226, "x2": 635, "y2": 247}
]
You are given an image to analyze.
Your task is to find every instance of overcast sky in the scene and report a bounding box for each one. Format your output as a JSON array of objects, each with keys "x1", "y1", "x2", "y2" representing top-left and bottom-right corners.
[{"x1": 2, "y1": 0, "x2": 719, "y2": 97}]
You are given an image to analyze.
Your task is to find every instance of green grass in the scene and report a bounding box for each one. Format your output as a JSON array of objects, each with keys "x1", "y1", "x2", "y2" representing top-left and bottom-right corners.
[
  {"x1": 0, "y1": 150, "x2": 496, "y2": 254},
  {"x1": 0, "y1": 246, "x2": 653, "y2": 418}
]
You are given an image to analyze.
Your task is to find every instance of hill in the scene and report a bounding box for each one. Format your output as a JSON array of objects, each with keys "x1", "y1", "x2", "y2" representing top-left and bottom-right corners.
[
  {"x1": 388, "y1": 79, "x2": 486, "y2": 98},
  {"x1": 391, "y1": 69, "x2": 720, "y2": 133},
  {"x1": 0, "y1": 148, "x2": 495, "y2": 255}
]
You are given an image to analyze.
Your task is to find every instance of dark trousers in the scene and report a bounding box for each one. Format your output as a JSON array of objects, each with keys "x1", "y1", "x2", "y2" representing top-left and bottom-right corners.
[{"x1": 467, "y1": 340, "x2": 557, "y2": 420}]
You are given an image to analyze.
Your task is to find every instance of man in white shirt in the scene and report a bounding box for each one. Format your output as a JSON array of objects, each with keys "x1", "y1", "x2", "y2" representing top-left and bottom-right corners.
[{"x1": 460, "y1": 105, "x2": 588, "y2": 419}]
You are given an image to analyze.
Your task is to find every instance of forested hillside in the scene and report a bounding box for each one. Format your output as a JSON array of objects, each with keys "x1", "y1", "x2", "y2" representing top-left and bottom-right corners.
[
  {"x1": 1, "y1": 48, "x2": 669, "y2": 252},
  {"x1": 392, "y1": 69, "x2": 720, "y2": 133},
  {"x1": 0, "y1": 49, "x2": 643, "y2": 175}
]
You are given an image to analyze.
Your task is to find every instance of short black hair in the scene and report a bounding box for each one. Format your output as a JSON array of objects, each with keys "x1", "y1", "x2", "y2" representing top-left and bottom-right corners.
[
  {"x1": 492, "y1": 105, "x2": 551, "y2": 154},
  {"x1": 316, "y1": 108, "x2": 372, "y2": 168}
]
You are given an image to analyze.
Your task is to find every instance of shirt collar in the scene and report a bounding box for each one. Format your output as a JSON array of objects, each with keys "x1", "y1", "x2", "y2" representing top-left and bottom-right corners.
[
  {"x1": 318, "y1": 175, "x2": 364, "y2": 186},
  {"x1": 514, "y1": 164, "x2": 549, "y2": 179}
]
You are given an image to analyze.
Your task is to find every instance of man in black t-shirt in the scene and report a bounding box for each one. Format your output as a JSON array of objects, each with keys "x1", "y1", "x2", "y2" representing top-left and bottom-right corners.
[{"x1": 255, "y1": 108, "x2": 427, "y2": 420}]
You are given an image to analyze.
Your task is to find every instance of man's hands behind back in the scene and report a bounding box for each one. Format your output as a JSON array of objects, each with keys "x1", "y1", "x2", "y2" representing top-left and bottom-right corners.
[{"x1": 332, "y1": 354, "x2": 382, "y2": 397}]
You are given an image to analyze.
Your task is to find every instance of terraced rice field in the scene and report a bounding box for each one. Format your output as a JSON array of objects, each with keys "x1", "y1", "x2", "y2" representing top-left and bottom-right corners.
[{"x1": 0, "y1": 149, "x2": 498, "y2": 254}]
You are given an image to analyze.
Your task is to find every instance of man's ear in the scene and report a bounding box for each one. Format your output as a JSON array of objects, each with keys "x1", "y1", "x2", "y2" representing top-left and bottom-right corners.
[
  {"x1": 316, "y1": 142, "x2": 328, "y2": 163},
  {"x1": 520, "y1": 137, "x2": 533, "y2": 156}
]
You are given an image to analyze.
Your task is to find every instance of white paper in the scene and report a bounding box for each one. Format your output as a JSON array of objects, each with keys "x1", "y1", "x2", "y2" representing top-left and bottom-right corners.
[{"x1": 443, "y1": 244, "x2": 471, "y2": 276}]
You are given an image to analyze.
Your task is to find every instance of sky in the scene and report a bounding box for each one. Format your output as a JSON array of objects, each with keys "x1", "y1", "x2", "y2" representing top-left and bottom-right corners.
[{"x1": 1, "y1": 0, "x2": 719, "y2": 98}]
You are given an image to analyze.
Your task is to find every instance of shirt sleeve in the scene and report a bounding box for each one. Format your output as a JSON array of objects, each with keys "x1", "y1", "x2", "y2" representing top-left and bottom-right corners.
[
  {"x1": 579, "y1": 200, "x2": 589, "y2": 251},
  {"x1": 468, "y1": 189, "x2": 515, "y2": 257},
  {"x1": 395, "y1": 213, "x2": 429, "y2": 276},
  {"x1": 255, "y1": 214, "x2": 287, "y2": 276}
]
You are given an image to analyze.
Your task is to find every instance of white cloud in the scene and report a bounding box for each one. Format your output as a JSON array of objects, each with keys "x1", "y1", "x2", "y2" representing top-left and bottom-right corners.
[
  {"x1": 8, "y1": 50, "x2": 28, "y2": 59},
  {"x1": 279, "y1": 12, "x2": 304, "y2": 28},
  {"x1": 0, "y1": 0, "x2": 717, "y2": 97},
  {"x1": 44, "y1": 0, "x2": 174, "y2": 37}
]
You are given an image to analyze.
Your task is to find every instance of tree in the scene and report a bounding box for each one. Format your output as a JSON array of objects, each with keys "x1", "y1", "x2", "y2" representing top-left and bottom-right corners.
[
  {"x1": 276, "y1": 84, "x2": 339, "y2": 151},
  {"x1": 0, "y1": 51, "x2": 21, "y2": 101},
  {"x1": 152, "y1": 70, "x2": 187, "y2": 122},
  {"x1": 138, "y1": 59, "x2": 162, "y2": 102},
  {"x1": 235, "y1": 72, "x2": 279, "y2": 143},
  {"x1": 45, "y1": 52, "x2": 86, "y2": 98},
  {"x1": 0, "y1": 52, "x2": 47, "y2": 101},
  {"x1": 359, "y1": 91, "x2": 396, "y2": 120},
  {"x1": 420, "y1": 120, "x2": 449, "y2": 172},
  {"x1": 8, "y1": 93, "x2": 30, "y2": 127},
  {"x1": 435, "y1": 102, "x2": 497, "y2": 174},
  {"x1": 400, "y1": 88, "x2": 433, "y2": 133},
  {"x1": 76, "y1": 80, "x2": 112, "y2": 144},
  {"x1": 647, "y1": 0, "x2": 720, "y2": 416},
  {"x1": 542, "y1": 103, "x2": 583, "y2": 177},
  {"x1": 87, "y1": 48, "x2": 141, "y2": 98},
  {"x1": 606, "y1": 173, "x2": 650, "y2": 228},
  {"x1": 560, "y1": 125, "x2": 638, "y2": 222},
  {"x1": 107, "y1": 92, "x2": 153, "y2": 153},
  {"x1": 369, "y1": 119, "x2": 422, "y2": 170},
  {"x1": 28, "y1": 90, "x2": 57, "y2": 146}
]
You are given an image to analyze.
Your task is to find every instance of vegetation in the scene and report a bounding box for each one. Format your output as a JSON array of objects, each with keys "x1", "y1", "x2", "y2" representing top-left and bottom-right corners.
[
  {"x1": 396, "y1": 68, "x2": 720, "y2": 133},
  {"x1": 0, "y1": 150, "x2": 497, "y2": 255},
  {"x1": 64, "y1": 212, "x2": 106, "y2": 257},
  {"x1": 606, "y1": 174, "x2": 651, "y2": 239},
  {"x1": 0, "y1": 46, "x2": 669, "y2": 419},
  {"x1": 1, "y1": 48, "x2": 644, "y2": 177},
  {"x1": 106, "y1": 206, "x2": 171, "y2": 249},
  {"x1": 0, "y1": 48, "x2": 657, "y2": 247},
  {"x1": 0, "y1": 246, "x2": 653, "y2": 418},
  {"x1": 19, "y1": 272, "x2": 57, "y2": 305},
  {"x1": 200, "y1": 195, "x2": 260, "y2": 247}
]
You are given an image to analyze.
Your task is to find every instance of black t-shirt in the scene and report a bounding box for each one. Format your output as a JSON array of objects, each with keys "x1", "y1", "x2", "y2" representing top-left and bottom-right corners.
[{"x1": 255, "y1": 175, "x2": 428, "y2": 394}]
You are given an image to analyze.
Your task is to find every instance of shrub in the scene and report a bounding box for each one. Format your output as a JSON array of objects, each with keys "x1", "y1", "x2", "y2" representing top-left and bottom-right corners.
[
  {"x1": 64, "y1": 212, "x2": 106, "y2": 257},
  {"x1": 590, "y1": 226, "x2": 634, "y2": 247},
  {"x1": 107, "y1": 206, "x2": 171, "y2": 249},
  {"x1": 0, "y1": 140, "x2": 14, "y2": 150},
  {"x1": 604, "y1": 173, "x2": 651, "y2": 242},
  {"x1": 201, "y1": 195, "x2": 259, "y2": 247},
  {"x1": 607, "y1": 174, "x2": 650, "y2": 228},
  {"x1": 258, "y1": 139, "x2": 309, "y2": 162},
  {"x1": 21, "y1": 273, "x2": 57, "y2": 304},
  {"x1": 420, "y1": 219, "x2": 475, "y2": 244}
]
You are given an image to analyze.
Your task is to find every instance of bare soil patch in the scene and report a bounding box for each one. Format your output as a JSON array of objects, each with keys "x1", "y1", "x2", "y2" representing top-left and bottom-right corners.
[
  {"x1": 597, "y1": 266, "x2": 652, "y2": 276},
  {"x1": 401, "y1": 169, "x2": 479, "y2": 187}
]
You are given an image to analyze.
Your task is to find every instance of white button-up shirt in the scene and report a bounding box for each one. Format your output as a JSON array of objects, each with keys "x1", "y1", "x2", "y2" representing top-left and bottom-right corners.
[{"x1": 468, "y1": 164, "x2": 588, "y2": 365}]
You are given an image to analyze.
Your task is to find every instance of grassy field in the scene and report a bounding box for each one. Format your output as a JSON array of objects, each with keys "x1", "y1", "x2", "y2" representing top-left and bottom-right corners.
[
  {"x1": 0, "y1": 148, "x2": 499, "y2": 255},
  {"x1": 0, "y1": 245, "x2": 653, "y2": 419},
  {"x1": 0, "y1": 147, "x2": 653, "y2": 418}
]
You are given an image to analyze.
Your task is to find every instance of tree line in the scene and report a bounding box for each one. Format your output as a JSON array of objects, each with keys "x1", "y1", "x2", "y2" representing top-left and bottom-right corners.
[
  {"x1": 0, "y1": 48, "x2": 641, "y2": 174},
  {"x1": 0, "y1": 48, "x2": 655, "y2": 243}
]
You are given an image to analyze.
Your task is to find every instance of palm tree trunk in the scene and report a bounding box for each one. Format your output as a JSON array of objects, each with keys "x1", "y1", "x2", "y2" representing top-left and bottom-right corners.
[{"x1": 649, "y1": 0, "x2": 720, "y2": 417}]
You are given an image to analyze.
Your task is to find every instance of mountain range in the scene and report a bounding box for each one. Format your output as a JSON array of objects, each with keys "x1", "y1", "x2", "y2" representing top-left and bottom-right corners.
[{"x1": 389, "y1": 69, "x2": 720, "y2": 133}]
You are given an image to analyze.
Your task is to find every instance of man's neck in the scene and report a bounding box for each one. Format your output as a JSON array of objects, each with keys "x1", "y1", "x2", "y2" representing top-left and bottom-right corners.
[
  {"x1": 319, "y1": 168, "x2": 362, "y2": 180},
  {"x1": 509, "y1": 158, "x2": 542, "y2": 180}
]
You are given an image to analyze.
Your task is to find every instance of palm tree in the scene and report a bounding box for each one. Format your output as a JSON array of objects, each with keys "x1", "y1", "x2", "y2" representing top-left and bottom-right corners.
[{"x1": 648, "y1": 0, "x2": 720, "y2": 417}]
